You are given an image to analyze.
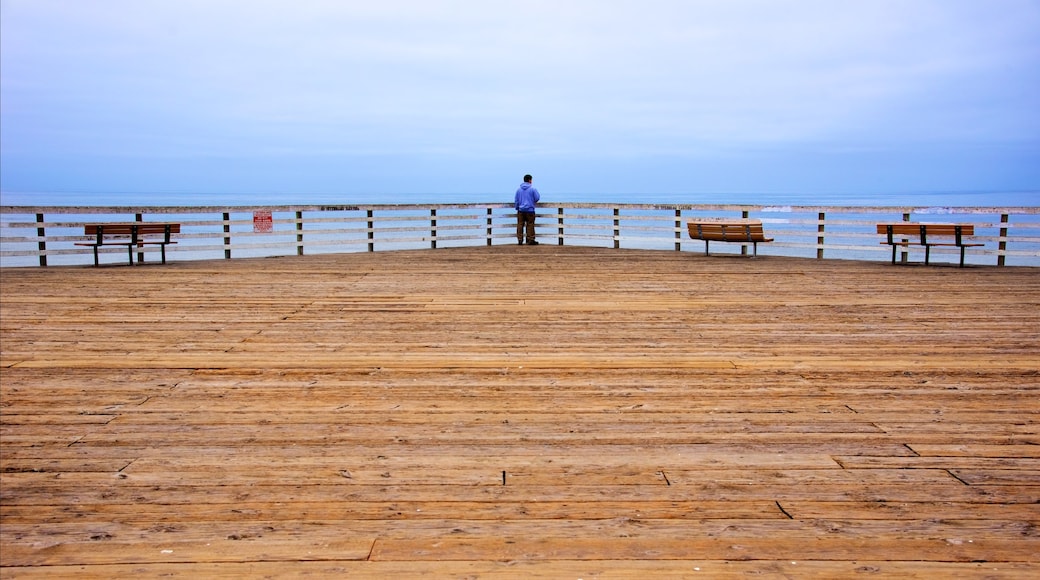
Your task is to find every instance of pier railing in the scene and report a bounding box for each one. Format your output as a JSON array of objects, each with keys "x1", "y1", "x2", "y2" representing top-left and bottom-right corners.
[{"x1": 2, "y1": 203, "x2": 1039, "y2": 267}]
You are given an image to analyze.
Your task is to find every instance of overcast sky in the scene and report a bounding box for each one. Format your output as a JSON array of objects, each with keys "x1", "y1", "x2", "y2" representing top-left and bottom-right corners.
[{"x1": 2, "y1": 0, "x2": 1039, "y2": 203}]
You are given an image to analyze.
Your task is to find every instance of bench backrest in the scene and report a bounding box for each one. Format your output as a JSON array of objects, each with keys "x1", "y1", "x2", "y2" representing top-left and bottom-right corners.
[
  {"x1": 877, "y1": 223, "x2": 974, "y2": 244},
  {"x1": 84, "y1": 223, "x2": 180, "y2": 243},
  {"x1": 688, "y1": 221, "x2": 768, "y2": 242}
]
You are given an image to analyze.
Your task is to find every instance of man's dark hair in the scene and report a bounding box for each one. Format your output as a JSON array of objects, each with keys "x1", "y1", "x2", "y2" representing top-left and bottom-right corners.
[{"x1": 524, "y1": 174, "x2": 533, "y2": 182}]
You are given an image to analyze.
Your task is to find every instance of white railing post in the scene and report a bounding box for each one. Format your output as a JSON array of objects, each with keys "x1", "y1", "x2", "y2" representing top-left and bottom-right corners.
[
  {"x1": 35, "y1": 213, "x2": 47, "y2": 267},
  {"x1": 135, "y1": 212, "x2": 145, "y2": 264},
  {"x1": 817, "y1": 212, "x2": 826, "y2": 260},
  {"x1": 223, "y1": 212, "x2": 232, "y2": 260},
  {"x1": 486, "y1": 207, "x2": 493, "y2": 246},
  {"x1": 741, "y1": 210, "x2": 750, "y2": 256},
  {"x1": 998, "y1": 214, "x2": 1009, "y2": 267},
  {"x1": 557, "y1": 207, "x2": 565, "y2": 246},
  {"x1": 430, "y1": 208, "x2": 437, "y2": 249},
  {"x1": 674, "y1": 208, "x2": 682, "y2": 251}
]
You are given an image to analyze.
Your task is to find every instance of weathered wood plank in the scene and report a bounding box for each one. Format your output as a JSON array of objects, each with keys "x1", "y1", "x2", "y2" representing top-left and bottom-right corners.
[
  {"x1": 910, "y1": 444, "x2": 1040, "y2": 458},
  {"x1": 368, "y1": 536, "x2": 1040, "y2": 563},
  {"x1": 781, "y1": 501, "x2": 1040, "y2": 520},
  {"x1": 0, "y1": 500, "x2": 782, "y2": 525},
  {"x1": 4, "y1": 560, "x2": 1038, "y2": 579},
  {"x1": 5, "y1": 479, "x2": 1034, "y2": 504},
  {"x1": 5, "y1": 518, "x2": 1036, "y2": 549},
  {"x1": 1, "y1": 538, "x2": 374, "y2": 567}
]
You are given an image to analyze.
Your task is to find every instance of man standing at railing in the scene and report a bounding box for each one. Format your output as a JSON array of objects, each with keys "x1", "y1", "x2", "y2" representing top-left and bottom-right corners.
[{"x1": 515, "y1": 174, "x2": 541, "y2": 245}]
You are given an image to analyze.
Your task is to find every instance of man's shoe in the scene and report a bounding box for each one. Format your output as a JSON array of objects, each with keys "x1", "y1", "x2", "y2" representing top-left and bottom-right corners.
[
  {"x1": 518, "y1": 240, "x2": 524, "y2": 245},
  {"x1": 527, "y1": 241, "x2": 539, "y2": 245}
]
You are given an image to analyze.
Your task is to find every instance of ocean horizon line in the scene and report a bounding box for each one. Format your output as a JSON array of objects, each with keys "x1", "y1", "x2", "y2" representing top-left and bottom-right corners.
[{"x1": 2, "y1": 189, "x2": 1038, "y2": 209}]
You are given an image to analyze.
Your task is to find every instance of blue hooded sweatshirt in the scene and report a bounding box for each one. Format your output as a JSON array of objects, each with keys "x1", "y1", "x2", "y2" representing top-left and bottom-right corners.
[{"x1": 514, "y1": 182, "x2": 541, "y2": 212}]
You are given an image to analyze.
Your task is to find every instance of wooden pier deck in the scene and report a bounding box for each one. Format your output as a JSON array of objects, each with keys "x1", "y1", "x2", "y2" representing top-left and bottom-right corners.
[{"x1": 2, "y1": 246, "x2": 1038, "y2": 578}]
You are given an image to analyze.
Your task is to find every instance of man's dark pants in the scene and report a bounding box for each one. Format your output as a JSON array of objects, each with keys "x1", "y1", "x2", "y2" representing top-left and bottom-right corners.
[{"x1": 517, "y1": 211, "x2": 536, "y2": 244}]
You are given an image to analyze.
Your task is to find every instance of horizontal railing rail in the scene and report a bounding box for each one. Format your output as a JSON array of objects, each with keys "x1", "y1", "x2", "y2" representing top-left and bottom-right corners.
[{"x1": 2, "y1": 203, "x2": 1039, "y2": 267}]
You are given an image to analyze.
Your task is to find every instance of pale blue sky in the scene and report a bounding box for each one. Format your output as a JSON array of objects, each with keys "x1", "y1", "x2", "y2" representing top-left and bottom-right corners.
[{"x1": 2, "y1": 0, "x2": 1039, "y2": 204}]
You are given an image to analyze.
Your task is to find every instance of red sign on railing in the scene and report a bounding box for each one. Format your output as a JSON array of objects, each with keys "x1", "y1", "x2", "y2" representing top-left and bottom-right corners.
[{"x1": 253, "y1": 210, "x2": 273, "y2": 233}]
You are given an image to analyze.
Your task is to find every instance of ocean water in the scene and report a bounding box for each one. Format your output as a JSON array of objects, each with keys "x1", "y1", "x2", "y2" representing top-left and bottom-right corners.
[{"x1": 1, "y1": 188, "x2": 1038, "y2": 208}]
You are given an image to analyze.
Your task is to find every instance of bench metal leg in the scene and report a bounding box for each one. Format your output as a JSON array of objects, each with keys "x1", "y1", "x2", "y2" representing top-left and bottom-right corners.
[
  {"x1": 924, "y1": 245, "x2": 931, "y2": 265},
  {"x1": 960, "y1": 246, "x2": 966, "y2": 267},
  {"x1": 127, "y1": 244, "x2": 135, "y2": 265},
  {"x1": 160, "y1": 243, "x2": 167, "y2": 264},
  {"x1": 92, "y1": 246, "x2": 100, "y2": 267},
  {"x1": 704, "y1": 240, "x2": 710, "y2": 256},
  {"x1": 891, "y1": 244, "x2": 897, "y2": 264}
]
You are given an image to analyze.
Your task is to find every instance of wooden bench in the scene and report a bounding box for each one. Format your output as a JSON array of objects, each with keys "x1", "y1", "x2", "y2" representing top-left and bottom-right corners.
[
  {"x1": 687, "y1": 219, "x2": 773, "y2": 257},
  {"x1": 76, "y1": 223, "x2": 180, "y2": 266},
  {"x1": 877, "y1": 223, "x2": 983, "y2": 267}
]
